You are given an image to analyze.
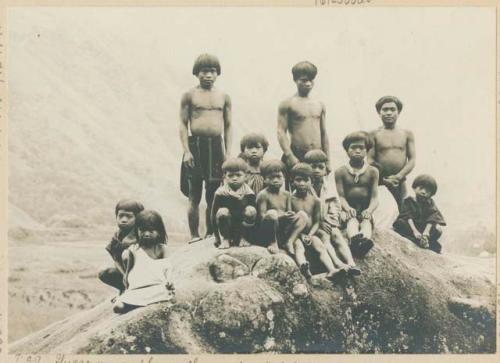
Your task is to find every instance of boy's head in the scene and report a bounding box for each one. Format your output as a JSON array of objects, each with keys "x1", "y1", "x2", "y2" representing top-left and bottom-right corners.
[
  {"x1": 304, "y1": 149, "x2": 328, "y2": 179},
  {"x1": 290, "y1": 163, "x2": 313, "y2": 192},
  {"x1": 115, "y1": 199, "x2": 144, "y2": 232},
  {"x1": 136, "y1": 210, "x2": 168, "y2": 245},
  {"x1": 412, "y1": 174, "x2": 438, "y2": 199},
  {"x1": 192, "y1": 54, "x2": 221, "y2": 89},
  {"x1": 342, "y1": 132, "x2": 372, "y2": 162},
  {"x1": 261, "y1": 159, "x2": 286, "y2": 190},
  {"x1": 240, "y1": 133, "x2": 269, "y2": 163},
  {"x1": 222, "y1": 158, "x2": 248, "y2": 190},
  {"x1": 375, "y1": 96, "x2": 403, "y2": 126},
  {"x1": 292, "y1": 61, "x2": 317, "y2": 96}
]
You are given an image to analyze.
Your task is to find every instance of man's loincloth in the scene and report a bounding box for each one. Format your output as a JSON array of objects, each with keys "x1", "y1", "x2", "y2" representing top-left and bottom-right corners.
[{"x1": 180, "y1": 135, "x2": 224, "y2": 197}]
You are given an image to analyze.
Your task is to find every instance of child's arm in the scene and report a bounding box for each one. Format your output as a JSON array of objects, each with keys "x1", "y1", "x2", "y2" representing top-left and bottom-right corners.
[
  {"x1": 179, "y1": 92, "x2": 194, "y2": 167},
  {"x1": 285, "y1": 192, "x2": 293, "y2": 214},
  {"x1": 408, "y1": 219, "x2": 422, "y2": 239},
  {"x1": 277, "y1": 100, "x2": 298, "y2": 166},
  {"x1": 307, "y1": 198, "x2": 322, "y2": 238},
  {"x1": 211, "y1": 194, "x2": 222, "y2": 242},
  {"x1": 256, "y1": 191, "x2": 268, "y2": 223},
  {"x1": 361, "y1": 168, "x2": 380, "y2": 218},
  {"x1": 392, "y1": 130, "x2": 416, "y2": 182},
  {"x1": 121, "y1": 249, "x2": 133, "y2": 290},
  {"x1": 334, "y1": 169, "x2": 356, "y2": 217},
  {"x1": 319, "y1": 103, "x2": 331, "y2": 173},
  {"x1": 223, "y1": 94, "x2": 232, "y2": 158}
]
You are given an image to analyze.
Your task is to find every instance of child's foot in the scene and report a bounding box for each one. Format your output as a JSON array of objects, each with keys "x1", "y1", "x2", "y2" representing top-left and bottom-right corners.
[
  {"x1": 239, "y1": 238, "x2": 251, "y2": 247},
  {"x1": 188, "y1": 236, "x2": 203, "y2": 244},
  {"x1": 326, "y1": 268, "x2": 347, "y2": 283},
  {"x1": 347, "y1": 266, "x2": 362, "y2": 277},
  {"x1": 419, "y1": 238, "x2": 429, "y2": 249},
  {"x1": 218, "y1": 238, "x2": 231, "y2": 249},
  {"x1": 267, "y1": 242, "x2": 279, "y2": 254},
  {"x1": 299, "y1": 262, "x2": 312, "y2": 280}
]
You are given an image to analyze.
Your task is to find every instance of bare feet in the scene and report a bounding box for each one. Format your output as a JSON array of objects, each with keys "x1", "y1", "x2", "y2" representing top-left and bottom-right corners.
[
  {"x1": 267, "y1": 242, "x2": 279, "y2": 254},
  {"x1": 326, "y1": 268, "x2": 347, "y2": 283},
  {"x1": 348, "y1": 266, "x2": 361, "y2": 277},
  {"x1": 218, "y1": 238, "x2": 231, "y2": 249},
  {"x1": 239, "y1": 238, "x2": 251, "y2": 247},
  {"x1": 188, "y1": 236, "x2": 203, "y2": 244}
]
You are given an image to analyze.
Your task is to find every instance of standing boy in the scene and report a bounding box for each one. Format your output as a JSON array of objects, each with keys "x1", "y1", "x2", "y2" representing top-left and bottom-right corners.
[
  {"x1": 277, "y1": 61, "x2": 330, "y2": 187},
  {"x1": 211, "y1": 158, "x2": 257, "y2": 249},
  {"x1": 180, "y1": 54, "x2": 232, "y2": 243},
  {"x1": 240, "y1": 133, "x2": 269, "y2": 195},
  {"x1": 335, "y1": 132, "x2": 379, "y2": 257},
  {"x1": 368, "y1": 96, "x2": 415, "y2": 208}
]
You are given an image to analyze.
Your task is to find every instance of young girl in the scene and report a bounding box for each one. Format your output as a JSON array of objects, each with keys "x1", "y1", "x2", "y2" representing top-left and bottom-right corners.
[{"x1": 113, "y1": 210, "x2": 175, "y2": 314}]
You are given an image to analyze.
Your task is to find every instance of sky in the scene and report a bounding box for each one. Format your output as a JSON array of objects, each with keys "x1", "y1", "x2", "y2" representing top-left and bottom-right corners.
[{"x1": 8, "y1": 6, "x2": 496, "y2": 229}]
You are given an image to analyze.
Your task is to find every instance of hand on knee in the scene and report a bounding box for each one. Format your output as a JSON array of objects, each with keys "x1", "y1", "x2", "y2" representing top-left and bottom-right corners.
[
  {"x1": 216, "y1": 208, "x2": 231, "y2": 220},
  {"x1": 243, "y1": 206, "x2": 257, "y2": 224},
  {"x1": 263, "y1": 209, "x2": 279, "y2": 222}
]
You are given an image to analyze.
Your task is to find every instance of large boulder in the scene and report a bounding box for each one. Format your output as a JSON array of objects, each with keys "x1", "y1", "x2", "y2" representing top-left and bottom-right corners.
[{"x1": 10, "y1": 229, "x2": 496, "y2": 354}]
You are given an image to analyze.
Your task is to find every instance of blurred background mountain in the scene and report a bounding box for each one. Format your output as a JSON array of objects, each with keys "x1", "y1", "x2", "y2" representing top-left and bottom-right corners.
[{"x1": 8, "y1": 7, "x2": 496, "y2": 255}]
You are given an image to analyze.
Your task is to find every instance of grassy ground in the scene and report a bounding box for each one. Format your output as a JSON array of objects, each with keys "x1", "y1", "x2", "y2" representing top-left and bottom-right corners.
[{"x1": 8, "y1": 229, "x2": 189, "y2": 343}]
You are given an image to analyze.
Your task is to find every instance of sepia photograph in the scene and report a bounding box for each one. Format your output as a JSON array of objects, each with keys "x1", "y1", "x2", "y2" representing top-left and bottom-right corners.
[{"x1": 4, "y1": 4, "x2": 497, "y2": 356}]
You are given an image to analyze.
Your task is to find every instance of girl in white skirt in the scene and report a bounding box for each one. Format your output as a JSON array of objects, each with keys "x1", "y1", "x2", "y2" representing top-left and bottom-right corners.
[{"x1": 113, "y1": 210, "x2": 175, "y2": 314}]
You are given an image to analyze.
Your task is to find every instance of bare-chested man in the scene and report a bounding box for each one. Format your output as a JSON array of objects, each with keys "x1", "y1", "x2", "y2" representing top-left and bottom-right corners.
[
  {"x1": 179, "y1": 54, "x2": 232, "y2": 243},
  {"x1": 368, "y1": 96, "x2": 415, "y2": 209},
  {"x1": 277, "y1": 61, "x2": 330, "y2": 188}
]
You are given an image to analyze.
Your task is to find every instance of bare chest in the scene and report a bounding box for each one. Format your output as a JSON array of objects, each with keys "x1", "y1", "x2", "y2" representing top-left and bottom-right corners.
[
  {"x1": 191, "y1": 90, "x2": 225, "y2": 112},
  {"x1": 288, "y1": 99, "x2": 323, "y2": 121},
  {"x1": 375, "y1": 130, "x2": 407, "y2": 151}
]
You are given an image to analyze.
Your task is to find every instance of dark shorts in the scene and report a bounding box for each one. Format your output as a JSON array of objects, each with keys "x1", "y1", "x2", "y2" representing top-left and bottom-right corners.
[{"x1": 180, "y1": 135, "x2": 224, "y2": 197}]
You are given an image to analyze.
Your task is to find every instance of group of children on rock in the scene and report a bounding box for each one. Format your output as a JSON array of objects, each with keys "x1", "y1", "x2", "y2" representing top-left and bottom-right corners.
[{"x1": 99, "y1": 54, "x2": 446, "y2": 313}]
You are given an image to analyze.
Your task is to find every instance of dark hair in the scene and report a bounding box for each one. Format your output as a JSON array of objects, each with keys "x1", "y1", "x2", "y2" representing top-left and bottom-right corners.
[
  {"x1": 136, "y1": 210, "x2": 168, "y2": 245},
  {"x1": 342, "y1": 131, "x2": 373, "y2": 152},
  {"x1": 292, "y1": 61, "x2": 317, "y2": 81},
  {"x1": 115, "y1": 199, "x2": 144, "y2": 216},
  {"x1": 375, "y1": 95, "x2": 403, "y2": 113},
  {"x1": 240, "y1": 133, "x2": 269, "y2": 153},
  {"x1": 222, "y1": 158, "x2": 248, "y2": 173},
  {"x1": 261, "y1": 159, "x2": 286, "y2": 177},
  {"x1": 412, "y1": 174, "x2": 438, "y2": 196},
  {"x1": 290, "y1": 163, "x2": 313, "y2": 179},
  {"x1": 304, "y1": 149, "x2": 328, "y2": 164},
  {"x1": 192, "y1": 54, "x2": 221, "y2": 76}
]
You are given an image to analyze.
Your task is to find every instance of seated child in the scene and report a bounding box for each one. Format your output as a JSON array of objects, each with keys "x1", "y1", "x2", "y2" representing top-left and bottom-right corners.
[
  {"x1": 335, "y1": 132, "x2": 379, "y2": 257},
  {"x1": 240, "y1": 132, "x2": 269, "y2": 195},
  {"x1": 98, "y1": 199, "x2": 144, "y2": 294},
  {"x1": 289, "y1": 163, "x2": 346, "y2": 281},
  {"x1": 211, "y1": 158, "x2": 257, "y2": 249},
  {"x1": 393, "y1": 174, "x2": 446, "y2": 253},
  {"x1": 113, "y1": 210, "x2": 174, "y2": 314},
  {"x1": 257, "y1": 159, "x2": 306, "y2": 254},
  {"x1": 304, "y1": 150, "x2": 361, "y2": 276}
]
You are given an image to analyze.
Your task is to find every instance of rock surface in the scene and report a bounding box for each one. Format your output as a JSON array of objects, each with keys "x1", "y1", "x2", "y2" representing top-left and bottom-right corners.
[{"x1": 10, "y1": 230, "x2": 496, "y2": 354}]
